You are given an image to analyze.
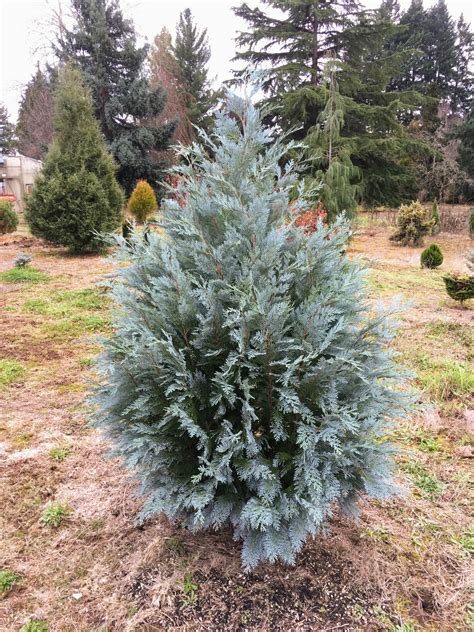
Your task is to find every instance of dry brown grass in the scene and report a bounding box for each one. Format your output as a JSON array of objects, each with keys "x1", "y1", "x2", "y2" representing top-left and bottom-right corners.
[{"x1": 0, "y1": 226, "x2": 472, "y2": 631}]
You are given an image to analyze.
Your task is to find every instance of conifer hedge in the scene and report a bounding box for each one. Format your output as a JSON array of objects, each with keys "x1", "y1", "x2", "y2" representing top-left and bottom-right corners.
[{"x1": 92, "y1": 95, "x2": 410, "y2": 569}]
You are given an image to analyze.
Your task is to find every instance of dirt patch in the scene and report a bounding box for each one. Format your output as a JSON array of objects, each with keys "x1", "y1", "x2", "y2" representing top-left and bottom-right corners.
[{"x1": 0, "y1": 228, "x2": 472, "y2": 632}]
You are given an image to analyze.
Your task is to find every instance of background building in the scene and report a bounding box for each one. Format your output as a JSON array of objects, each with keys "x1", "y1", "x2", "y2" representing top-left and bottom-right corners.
[{"x1": 0, "y1": 154, "x2": 42, "y2": 212}]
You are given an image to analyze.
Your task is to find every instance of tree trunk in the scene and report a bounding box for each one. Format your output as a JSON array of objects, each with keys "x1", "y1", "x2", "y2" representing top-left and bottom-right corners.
[{"x1": 312, "y1": 1, "x2": 319, "y2": 85}]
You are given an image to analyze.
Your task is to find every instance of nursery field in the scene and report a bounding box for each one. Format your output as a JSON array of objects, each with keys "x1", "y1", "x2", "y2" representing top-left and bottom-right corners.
[{"x1": 0, "y1": 226, "x2": 472, "y2": 632}]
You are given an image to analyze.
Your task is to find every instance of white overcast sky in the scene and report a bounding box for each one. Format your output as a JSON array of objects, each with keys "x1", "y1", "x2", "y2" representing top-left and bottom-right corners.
[{"x1": 1, "y1": 0, "x2": 473, "y2": 122}]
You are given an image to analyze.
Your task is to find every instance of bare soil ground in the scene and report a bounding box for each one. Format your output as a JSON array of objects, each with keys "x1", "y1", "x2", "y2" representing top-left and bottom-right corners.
[{"x1": 0, "y1": 226, "x2": 472, "y2": 632}]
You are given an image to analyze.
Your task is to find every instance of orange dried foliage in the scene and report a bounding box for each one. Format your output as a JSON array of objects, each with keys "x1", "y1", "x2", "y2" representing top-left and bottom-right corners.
[{"x1": 293, "y1": 203, "x2": 328, "y2": 234}]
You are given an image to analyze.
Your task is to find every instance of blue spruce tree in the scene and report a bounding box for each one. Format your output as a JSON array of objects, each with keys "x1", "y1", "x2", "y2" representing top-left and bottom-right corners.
[{"x1": 92, "y1": 93, "x2": 410, "y2": 569}]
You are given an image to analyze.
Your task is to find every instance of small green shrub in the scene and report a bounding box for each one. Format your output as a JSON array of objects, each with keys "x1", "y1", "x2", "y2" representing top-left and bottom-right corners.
[
  {"x1": 469, "y1": 210, "x2": 474, "y2": 238},
  {"x1": 39, "y1": 502, "x2": 71, "y2": 527},
  {"x1": 181, "y1": 573, "x2": 198, "y2": 607},
  {"x1": 443, "y1": 274, "x2": 474, "y2": 306},
  {"x1": 0, "y1": 200, "x2": 19, "y2": 234},
  {"x1": 420, "y1": 244, "x2": 443, "y2": 269},
  {"x1": 20, "y1": 621, "x2": 49, "y2": 632},
  {"x1": 431, "y1": 199, "x2": 440, "y2": 234},
  {"x1": 450, "y1": 526, "x2": 474, "y2": 555},
  {"x1": 403, "y1": 462, "x2": 445, "y2": 500},
  {"x1": 127, "y1": 180, "x2": 157, "y2": 222},
  {"x1": 0, "y1": 267, "x2": 49, "y2": 284},
  {"x1": 0, "y1": 570, "x2": 21, "y2": 594},
  {"x1": 390, "y1": 201, "x2": 433, "y2": 246}
]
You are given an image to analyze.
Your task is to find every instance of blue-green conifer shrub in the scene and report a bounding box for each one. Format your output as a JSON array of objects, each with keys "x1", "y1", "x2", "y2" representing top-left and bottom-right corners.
[{"x1": 92, "y1": 95, "x2": 411, "y2": 570}]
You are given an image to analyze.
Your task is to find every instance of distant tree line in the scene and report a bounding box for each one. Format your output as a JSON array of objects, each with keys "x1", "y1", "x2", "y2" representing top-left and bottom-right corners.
[
  {"x1": 233, "y1": 0, "x2": 473, "y2": 210},
  {"x1": 4, "y1": 0, "x2": 473, "y2": 209}
]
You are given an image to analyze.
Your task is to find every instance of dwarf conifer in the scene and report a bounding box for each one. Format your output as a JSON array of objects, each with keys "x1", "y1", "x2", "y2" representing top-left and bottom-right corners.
[
  {"x1": 26, "y1": 67, "x2": 124, "y2": 253},
  {"x1": 128, "y1": 180, "x2": 157, "y2": 223}
]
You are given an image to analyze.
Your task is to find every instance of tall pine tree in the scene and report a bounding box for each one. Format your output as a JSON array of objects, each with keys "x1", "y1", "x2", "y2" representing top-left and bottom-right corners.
[
  {"x1": 16, "y1": 65, "x2": 55, "y2": 160},
  {"x1": 26, "y1": 66, "x2": 124, "y2": 253},
  {"x1": 172, "y1": 8, "x2": 216, "y2": 134},
  {"x1": 452, "y1": 15, "x2": 474, "y2": 115},
  {"x1": 55, "y1": 0, "x2": 176, "y2": 195},
  {"x1": 234, "y1": 0, "x2": 367, "y2": 94}
]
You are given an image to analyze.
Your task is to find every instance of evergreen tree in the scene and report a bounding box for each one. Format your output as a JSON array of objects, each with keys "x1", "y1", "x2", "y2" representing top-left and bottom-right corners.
[
  {"x1": 457, "y1": 108, "x2": 474, "y2": 179},
  {"x1": 127, "y1": 179, "x2": 157, "y2": 222},
  {"x1": 452, "y1": 15, "x2": 473, "y2": 115},
  {"x1": 92, "y1": 94, "x2": 410, "y2": 569},
  {"x1": 16, "y1": 65, "x2": 55, "y2": 160},
  {"x1": 389, "y1": 1, "x2": 460, "y2": 115},
  {"x1": 233, "y1": 0, "x2": 430, "y2": 207},
  {"x1": 0, "y1": 104, "x2": 16, "y2": 155},
  {"x1": 305, "y1": 61, "x2": 359, "y2": 218},
  {"x1": 455, "y1": 106, "x2": 474, "y2": 201},
  {"x1": 172, "y1": 8, "x2": 216, "y2": 133},
  {"x1": 55, "y1": 0, "x2": 176, "y2": 195},
  {"x1": 26, "y1": 66, "x2": 124, "y2": 253},
  {"x1": 149, "y1": 28, "x2": 193, "y2": 146},
  {"x1": 233, "y1": 0, "x2": 367, "y2": 93}
]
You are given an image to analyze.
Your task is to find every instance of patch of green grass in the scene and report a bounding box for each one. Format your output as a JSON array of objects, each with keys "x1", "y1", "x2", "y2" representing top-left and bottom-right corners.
[
  {"x1": 21, "y1": 621, "x2": 49, "y2": 632},
  {"x1": 360, "y1": 525, "x2": 391, "y2": 543},
  {"x1": 24, "y1": 288, "x2": 106, "y2": 317},
  {"x1": 56, "y1": 288, "x2": 106, "y2": 310},
  {"x1": 39, "y1": 502, "x2": 71, "y2": 528},
  {"x1": 78, "y1": 314, "x2": 110, "y2": 331},
  {"x1": 48, "y1": 443, "x2": 72, "y2": 462},
  {"x1": 395, "y1": 424, "x2": 444, "y2": 453},
  {"x1": 25, "y1": 288, "x2": 110, "y2": 341},
  {"x1": 89, "y1": 518, "x2": 105, "y2": 531},
  {"x1": 55, "y1": 382, "x2": 87, "y2": 394},
  {"x1": 11, "y1": 432, "x2": 34, "y2": 448},
  {"x1": 450, "y1": 526, "x2": 474, "y2": 555},
  {"x1": 416, "y1": 357, "x2": 474, "y2": 405},
  {"x1": 79, "y1": 356, "x2": 95, "y2": 368},
  {"x1": 402, "y1": 462, "x2": 446, "y2": 500},
  {"x1": 0, "y1": 267, "x2": 49, "y2": 284},
  {"x1": 391, "y1": 624, "x2": 419, "y2": 632},
  {"x1": 39, "y1": 320, "x2": 84, "y2": 340},
  {"x1": 370, "y1": 267, "x2": 442, "y2": 296},
  {"x1": 426, "y1": 321, "x2": 473, "y2": 349},
  {"x1": 0, "y1": 359, "x2": 26, "y2": 390},
  {"x1": 0, "y1": 570, "x2": 21, "y2": 594},
  {"x1": 31, "y1": 289, "x2": 110, "y2": 341}
]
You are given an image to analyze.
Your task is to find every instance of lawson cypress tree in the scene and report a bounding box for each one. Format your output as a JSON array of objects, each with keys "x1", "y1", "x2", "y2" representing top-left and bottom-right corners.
[
  {"x1": 26, "y1": 66, "x2": 124, "y2": 254},
  {"x1": 92, "y1": 94, "x2": 411, "y2": 569}
]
